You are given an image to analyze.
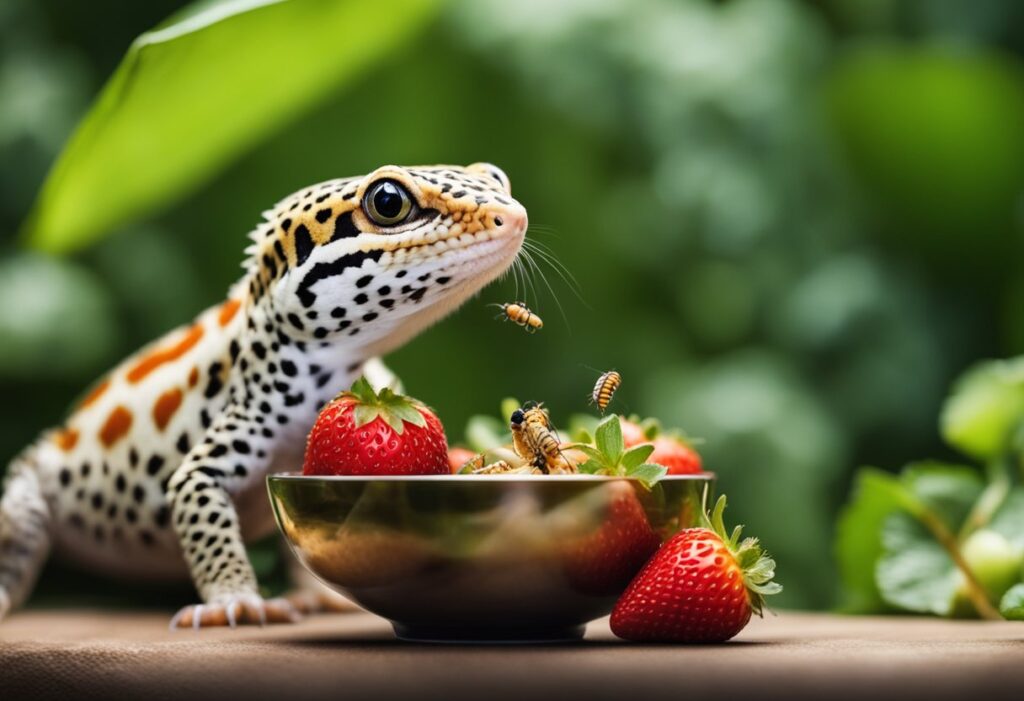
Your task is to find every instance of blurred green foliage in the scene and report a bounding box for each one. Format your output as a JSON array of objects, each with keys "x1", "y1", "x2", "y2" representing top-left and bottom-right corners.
[{"x1": 2, "y1": 0, "x2": 1024, "y2": 611}]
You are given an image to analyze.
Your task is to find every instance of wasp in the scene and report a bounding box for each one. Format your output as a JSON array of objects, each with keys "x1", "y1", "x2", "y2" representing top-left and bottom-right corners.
[
  {"x1": 509, "y1": 404, "x2": 575, "y2": 474},
  {"x1": 591, "y1": 370, "x2": 622, "y2": 414},
  {"x1": 494, "y1": 302, "x2": 543, "y2": 333}
]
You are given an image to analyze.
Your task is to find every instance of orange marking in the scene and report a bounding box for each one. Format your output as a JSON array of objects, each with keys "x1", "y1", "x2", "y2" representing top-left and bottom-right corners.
[
  {"x1": 188, "y1": 366, "x2": 199, "y2": 388},
  {"x1": 99, "y1": 406, "x2": 133, "y2": 448},
  {"x1": 54, "y1": 427, "x2": 79, "y2": 452},
  {"x1": 126, "y1": 324, "x2": 204, "y2": 384},
  {"x1": 152, "y1": 387, "x2": 183, "y2": 432},
  {"x1": 78, "y1": 378, "x2": 110, "y2": 409},
  {"x1": 218, "y1": 298, "x2": 242, "y2": 327}
]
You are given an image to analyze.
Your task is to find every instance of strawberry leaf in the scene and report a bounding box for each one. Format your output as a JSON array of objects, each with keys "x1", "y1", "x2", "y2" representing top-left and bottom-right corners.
[
  {"x1": 594, "y1": 414, "x2": 624, "y2": 464},
  {"x1": 621, "y1": 444, "x2": 655, "y2": 471},
  {"x1": 627, "y1": 463, "x2": 667, "y2": 489},
  {"x1": 571, "y1": 444, "x2": 608, "y2": 465},
  {"x1": 578, "y1": 460, "x2": 603, "y2": 475}
]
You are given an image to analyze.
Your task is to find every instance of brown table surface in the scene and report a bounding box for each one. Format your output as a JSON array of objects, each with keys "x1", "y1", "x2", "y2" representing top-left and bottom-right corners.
[{"x1": 1, "y1": 609, "x2": 1021, "y2": 701}]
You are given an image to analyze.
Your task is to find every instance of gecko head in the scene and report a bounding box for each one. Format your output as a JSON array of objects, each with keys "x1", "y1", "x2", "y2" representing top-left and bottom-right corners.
[{"x1": 252, "y1": 163, "x2": 527, "y2": 352}]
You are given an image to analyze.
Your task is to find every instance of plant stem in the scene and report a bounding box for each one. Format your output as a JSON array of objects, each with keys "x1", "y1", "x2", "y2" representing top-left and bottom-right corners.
[{"x1": 917, "y1": 510, "x2": 1003, "y2": 621}]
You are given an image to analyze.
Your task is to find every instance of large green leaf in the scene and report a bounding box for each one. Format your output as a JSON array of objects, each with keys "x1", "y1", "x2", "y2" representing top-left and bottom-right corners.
[
  {"x1": 834, "y1": 468, "x2": 907, "y2": 612},
  {"x1": 22, "y1": 0, "x2": 441, "y2": 252},
  {"x1": 940, "y1": 356, "x2": 1024, "y2": 461},
  {"x1": 877, "y1": 512, "x2": 961, "y2": 616}
]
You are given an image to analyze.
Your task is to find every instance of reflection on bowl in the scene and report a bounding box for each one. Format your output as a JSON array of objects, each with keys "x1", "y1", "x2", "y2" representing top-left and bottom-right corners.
[{"x1": 267, "y1": 473, "x2": 714, "y2": 642}]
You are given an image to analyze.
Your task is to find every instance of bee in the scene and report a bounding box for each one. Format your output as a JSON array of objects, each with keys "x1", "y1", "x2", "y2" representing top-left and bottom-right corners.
[
  {"x1": 494, "y1": 301, "x2": 543, "y2": 333},
  {"x1": 510, "y1": 404, "x2": 574, "y2": 474},
  {"x1": 591, "y1": 370, "x2": 622, "y2": 414}
]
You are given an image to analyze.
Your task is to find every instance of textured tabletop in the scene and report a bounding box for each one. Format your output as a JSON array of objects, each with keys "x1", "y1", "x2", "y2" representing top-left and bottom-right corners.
[{"x1": 1, "y1": 610, "x2": 1021, "y2": 701}]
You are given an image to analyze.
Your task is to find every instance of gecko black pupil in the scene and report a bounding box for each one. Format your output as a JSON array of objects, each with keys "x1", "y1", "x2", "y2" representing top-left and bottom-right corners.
[{"x1": 374, "y1": 183, "x2": 404, "y2": 218}]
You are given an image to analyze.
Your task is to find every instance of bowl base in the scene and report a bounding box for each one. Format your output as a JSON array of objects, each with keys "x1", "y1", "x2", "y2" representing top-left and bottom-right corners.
[{"x1": 392, "y1": 623, "x2": 587, "y2": 644}]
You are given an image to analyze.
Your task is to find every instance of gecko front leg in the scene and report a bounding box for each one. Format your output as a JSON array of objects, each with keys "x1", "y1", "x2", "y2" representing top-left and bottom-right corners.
[{"x1": 166, "y1": 404, "x2": 297, "y2": 628}]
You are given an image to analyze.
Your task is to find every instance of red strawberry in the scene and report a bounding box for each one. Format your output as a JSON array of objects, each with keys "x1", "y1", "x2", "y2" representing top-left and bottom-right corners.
[
  {"x1": 611, "y1": 495, "x2": 781, "y2": 643},
  {"x1": 618, "y1": 417, "x2": 649, "y2": 448},
  {"x1": 447, "y1": 446, "x2": 478, "y2": 473},
  {"x1": 303, "y1": 377, "x2": 448, "y2": 476},
  {"x1": 618, "y1": 417, "x2": 703, "y2": 475},
  {"x1": 562, "y1": 481, "x2": 661, "y2": 596},
  {"x1": 649, "y1": 435, "x2": 702, "y2": 475}
]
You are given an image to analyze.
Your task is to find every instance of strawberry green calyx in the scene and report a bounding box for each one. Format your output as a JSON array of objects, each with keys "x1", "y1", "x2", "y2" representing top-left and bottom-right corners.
[
  {"x1": 571, "y1": 414, "x2": 667, "y2": 488},
  {"x1": 341, "y1": 376, "x2": 429, "y2": 435},
  {"x1": 701, "y1": 494, "x2": 782, "y2": 616}
]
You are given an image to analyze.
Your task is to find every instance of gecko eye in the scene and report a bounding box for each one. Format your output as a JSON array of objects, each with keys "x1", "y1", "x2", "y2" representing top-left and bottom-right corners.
[{"x1": 364, "y1": 180, "x2": 414, "y2": 227}]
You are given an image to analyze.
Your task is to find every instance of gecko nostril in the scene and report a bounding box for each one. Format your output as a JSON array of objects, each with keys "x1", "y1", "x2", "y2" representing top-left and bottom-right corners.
[{"x1": 494, "y1": 216, "x2": 504, "y2": 227}]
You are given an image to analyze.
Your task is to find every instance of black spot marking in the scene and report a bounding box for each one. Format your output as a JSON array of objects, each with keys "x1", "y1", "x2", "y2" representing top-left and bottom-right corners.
[
  {"x1": 316, "y1": 372, "x2": 334, "y2": 389},
  {"x1": 200, "y1": 409, "x2": 212, "y2": 429},
  {"x1": 232, "y1": 439, "x2": 251, "y2": 455},
  {"x1": 140, "y1": 531, "x2": 155, "y2": 546},
  {"x1": 396, "y1": 270, "x2": 407, "y2": 278},
  {"x1": 281, "y1": 360, "x2": 297, "y2": 376},
  {"x1": 284, "y1": 393, "x2": 305, "y2": 407},
  {"x1": 252, "y1": 341, "x2": 267, "y2": 360},
  {"x1": 146, "y1": 455, "x2": 165, "y2": 476},
  {"x1": 177, "y1": 432, "x2": 191, "y2": 454},
  {"x1": 437, "y1": 276, "x2": 451, "y2": 285},
  {"x1": 129, "y1": 448, "x2": 139, "y2": 467},
  {"x1": 330, "y1": 211, "x2": 359, "y2": 241},
  {"x1": 91, "y1": 493, "x2": 104, "y2": 510},
  {"x1": 132, "y1": 485, "x2": 146, "y2": 504},
  {"x1": 354, "y1": 293, "x2": 368, "y2": 305},
  {"x1": 80, "y1": 462, "x2": 91, "y2": 478},
  {"x1": 229, "y1": 340, "x2": 240, "y2": 363},
  {"x1": 314, "y1": 327, "x2": 328, "y2": 339},
  {"x1": 126, "y1": 507, "x2": 138, "y2": 524},
  {"x1": 381, "y1": 299, "x2": 395, "y2": 309},
  {"x1": 59, "y1": 468, "x2": 71, "y2": 487},
  {"x1": 204, "y1": 362, "x2": 224, "y2": 399},
  {"x1": 418, "y1": 273, "x2": 431, "y2": 282},
  {"x1": 294, "y1": 224, "x2": 314, "y2": 265},
  {"x1": 315, "y1": 208, "x2": 332, "y2": 223},
  {"x1": 356, "y1": 275, "x2": 373, "y2": 288},
  {"x1": 297, "y1": 250, "x2": 383, "y2": 307},
  {"x1": 155, "y1": 505, "x2": 170, "y2": 528},
  {"x1": 281, "y1": 218, "x2": 292, "y2": 232},
  {"x1": 410, "y1": 288, "x2": 427, "y2": 302},
  {"x1": 363, "y1": 312, "x2": 378, "y2": 322},
  {"x1": 209, "y1": 444, "x2": 228, "y2": 458},
  {"x1": 378, "y1": 285, "x2": 391, "y2": 295},
  {"x1": 287, "y1": 313, "x2": 305, "y2": 331},
  {"x1": 115, "y1": 474, "x2": 127, "y2": 493}
]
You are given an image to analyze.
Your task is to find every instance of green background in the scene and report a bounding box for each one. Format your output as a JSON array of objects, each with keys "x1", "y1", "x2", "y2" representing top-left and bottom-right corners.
[{"x1": 2, "y1": 0, "x2": 1024, "y2": 610}]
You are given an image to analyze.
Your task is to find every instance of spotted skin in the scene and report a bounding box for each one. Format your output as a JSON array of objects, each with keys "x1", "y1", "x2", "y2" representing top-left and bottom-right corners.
[{"x1": 0, "y1": 163, "x2": 527, "y2": 627}]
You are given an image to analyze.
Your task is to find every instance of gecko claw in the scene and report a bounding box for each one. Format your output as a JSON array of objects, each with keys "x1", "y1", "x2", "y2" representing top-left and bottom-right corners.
[{"x1": 170, "y1": 594, "x2": 301, "y2": 629}]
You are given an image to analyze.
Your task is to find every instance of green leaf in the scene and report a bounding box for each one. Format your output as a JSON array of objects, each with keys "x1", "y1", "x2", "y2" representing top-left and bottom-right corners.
[
  {"x1": 877, "y1": 512, "x2": 961, "y2": 616},
  {"x1": 570, "y1": 444, "x2": 607, "y2": 465},
  {"x1": 900, "y1": 462, "x2": 985, "y2": 530},
  {"x1": 23, "y1": 0, "x2": 442, "y2": 252},
  {"x1": 621, "y1": 444, "x2": 655, "y2": 470},
  {"x1": 627, "y1": 463, "x2": 667, "y2": 489},
  {"x1": 594, "y1": 414, "x2": 624, "y2": 464},
  {"x1": 940, "y1": 357, "x2": 1024, "y2": 461},
  {"x1": 835, "y1": 468, "x2": 910, "y2": 612},
  {"x1": 1000, "y1": 583, "x2": 1024, "y2": 620},
  {"x1": 567, "y1": 413, "x2": 600, "y2": 443}
]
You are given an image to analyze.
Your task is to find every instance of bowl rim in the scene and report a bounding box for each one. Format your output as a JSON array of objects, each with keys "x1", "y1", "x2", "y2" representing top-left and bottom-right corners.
[{"x1": 267, "y1": 472, "x2": 715, "y2": 482}]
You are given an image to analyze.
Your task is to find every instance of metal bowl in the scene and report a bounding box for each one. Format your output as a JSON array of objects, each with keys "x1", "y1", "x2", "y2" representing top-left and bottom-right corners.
[{"x1": 267, "y1": 473, "x2": 714, "y2": 642}]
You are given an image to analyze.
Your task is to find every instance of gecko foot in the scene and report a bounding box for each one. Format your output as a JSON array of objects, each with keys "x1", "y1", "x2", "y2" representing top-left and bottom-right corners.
[{"x1": 170, "y1": 593, "x2": 300, "y2": 630}]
